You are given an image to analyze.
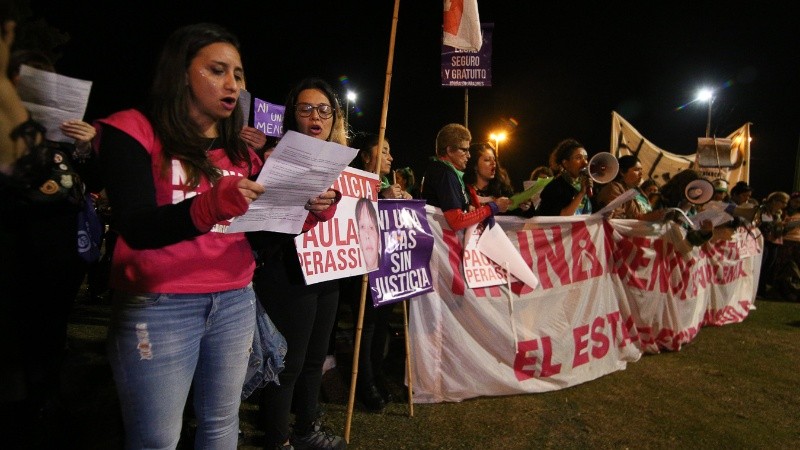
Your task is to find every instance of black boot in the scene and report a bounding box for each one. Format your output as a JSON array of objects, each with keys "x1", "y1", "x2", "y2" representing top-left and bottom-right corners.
[
  {"x1": 375, "y1": 376, "x2": 395, "y2": 403},
  {"x1": 356, "y1": 382, "x2": 386, "y2": 412}
]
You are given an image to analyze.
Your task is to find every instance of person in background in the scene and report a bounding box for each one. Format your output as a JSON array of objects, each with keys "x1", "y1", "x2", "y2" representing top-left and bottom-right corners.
[
  {"x1": 1, "y1": 17, "x2": 103, "y2": 444},
  {"x1": 236, "y1": 74, "x2": 268, "y2": 153},
  {"x1": 9, "y1": 49, "x2": 109, "y2": 309},
  {"x1": 351, "y1": 131, "x2": 410, "y2": 200},
  {"x1": 773, "y1": 192, "x2": 800, "y2": 300},
  {"x1": 394, "y1": 165, "x2": 417, "y2": 199},
  {"x1": 421, "y1": 123, "x2": 510, "y2": 230},
  {"x1": 536, "y1": 138, "x2": 592, "y2": 216},
  {"x1": 464, "y1": 141, "x2": 532, "y2": 216},
  {"x1": 94, "y1": 23, "x2": 271, "y2": 448},
  {"x1": 711, "y1": 179, "x2": 729, "y2": 202},
  {"x1": 526, "y1": 165, "x2": 553, "y2": 211},
  {"x1": 254, "y1": 77, "x2": 347, "y2": 450},
  {"x1": 341, "y1": 132, "x2": 404, "y2": 413},
  {"x1": 529, "y1": 165, "x2": 553, "y2": 181},
  {"x1": 640, "y1": 178, "x2": 661, "y2": 208},
  {"x1": 654, "y1": 169, "x2": 714, "y2": 247},
  {"x1": 730, "y1": 181, "x2": 758, "y2": 207},
  {"x1": 640, "y1": 178, "x2": 659, "y2": 196},
  {"x1": 8, "y1": 49, "x2": 100, "y2": 170},
  {"x1": 595, "y1": 155, "x2": 666, "y2": 221},
  {"x1": 755, "y1": 191, "x2": 789, "y2": 298},
  {"x1": 0, "y1": 7, "x2": 72, "y2": 445}
]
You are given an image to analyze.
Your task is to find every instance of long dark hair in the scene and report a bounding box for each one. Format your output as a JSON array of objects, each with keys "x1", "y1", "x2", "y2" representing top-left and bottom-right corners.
[
  {"x1": 463, "y1": 142, "x2": 513, "y2": 197},
  {"x1": 282, "y1": 77, "x2": 346, "y2": 145},
  {"x1": 148, "y1": 23, "x2": 248, "y2": 187},
  {"x1": 349, "y1": 131, "x2": 386, "y2": 172}
]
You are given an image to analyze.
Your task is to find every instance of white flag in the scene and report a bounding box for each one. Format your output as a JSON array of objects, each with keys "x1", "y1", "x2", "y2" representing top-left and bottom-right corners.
[{"x1": 443, "y1": 0, "x2": 482, "y2": 52}]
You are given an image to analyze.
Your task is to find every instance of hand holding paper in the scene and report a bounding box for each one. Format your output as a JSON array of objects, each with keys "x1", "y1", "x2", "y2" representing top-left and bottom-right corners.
[
  {"x1": 509, "y1": 177, "x2": 552, "y2": 210},
  {"x1": 226, "y1": 130, "x2": 357, "y2": 234}
]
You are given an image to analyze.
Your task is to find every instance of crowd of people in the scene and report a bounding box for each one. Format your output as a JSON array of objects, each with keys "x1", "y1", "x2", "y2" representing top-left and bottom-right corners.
[{"x1": 1, "y1": 7, "x2": 796, "y2": 450}]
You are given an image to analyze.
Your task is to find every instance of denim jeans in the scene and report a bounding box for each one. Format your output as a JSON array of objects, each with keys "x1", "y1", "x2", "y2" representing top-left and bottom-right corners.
[{"x1": 107, "y1": 285, "x2": 256, "y2": 449}]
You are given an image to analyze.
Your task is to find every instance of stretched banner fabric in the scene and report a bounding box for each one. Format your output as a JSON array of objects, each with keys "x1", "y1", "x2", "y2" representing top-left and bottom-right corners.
[{"x1": 408, "y1": 208, "x2": 760, "y2": 403}]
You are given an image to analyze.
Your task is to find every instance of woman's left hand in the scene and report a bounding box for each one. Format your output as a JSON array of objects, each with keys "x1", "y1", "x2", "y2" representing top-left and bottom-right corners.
[
  {"x1": 305, "y1": 190, "x2": 337, "y2": 212},
  {"x1": 240, "y1": 126, "x2": 266, "y2": 151},
  {"x1": 60, "y1": 120, "x2": 96, "y2": 150}
]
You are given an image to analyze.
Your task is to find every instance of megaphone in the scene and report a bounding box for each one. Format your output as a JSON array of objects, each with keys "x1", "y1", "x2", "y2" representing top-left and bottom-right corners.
[
  {"x1": 684, "y1": 179, "x2": 714, "y2": 205},
  {"x1": 585, "y1": 152, "x2": 619, "y2": 184},
  {"x1": 579, "y1": 152, "x2": 619, "y2": 196}
]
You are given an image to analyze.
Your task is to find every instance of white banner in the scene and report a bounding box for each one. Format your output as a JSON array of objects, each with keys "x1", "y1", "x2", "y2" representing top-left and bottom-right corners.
[{"x1": 408, "y1": 209, "x2": 761, "y2": 403}]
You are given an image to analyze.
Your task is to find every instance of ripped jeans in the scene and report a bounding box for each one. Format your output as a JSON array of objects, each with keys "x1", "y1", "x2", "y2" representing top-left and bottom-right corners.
[{"x1": 106, "y1": 285, "x2": 256, "y2": 450}]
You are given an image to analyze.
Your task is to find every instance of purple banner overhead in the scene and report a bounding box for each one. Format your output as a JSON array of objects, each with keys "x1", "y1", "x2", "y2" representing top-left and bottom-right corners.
[
  {"x1": 369, "y1": 200, "x2": 434, "y2": 307},
  {"x1": 254, "y1": 98, "x2": 285, "y2": 137},
  {"x1": 441, "y1": 22, "x2": 493, "y2": 87}
]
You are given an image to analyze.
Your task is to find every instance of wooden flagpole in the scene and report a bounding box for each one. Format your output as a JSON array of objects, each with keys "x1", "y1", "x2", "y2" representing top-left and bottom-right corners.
[{"x1": 344, "y1": 0, "x2": 404, "y2": 443}]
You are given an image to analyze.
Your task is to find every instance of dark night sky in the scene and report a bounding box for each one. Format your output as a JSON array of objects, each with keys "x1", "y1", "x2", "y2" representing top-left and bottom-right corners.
[{"x1": 26, "y1": 1, "x2": 800, "y2": 199}]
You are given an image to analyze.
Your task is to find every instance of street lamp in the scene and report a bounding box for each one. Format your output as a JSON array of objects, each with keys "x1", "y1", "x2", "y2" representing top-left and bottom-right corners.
[
  {"x1": 489, "y1": 132, "x2": 507, "y2": 162},
  {"x1": 346, "y1": 90, "x2": 357, "y2": 124},
  {"x1": 696, "y1": 88, "x2": 714, "y2": 137}
]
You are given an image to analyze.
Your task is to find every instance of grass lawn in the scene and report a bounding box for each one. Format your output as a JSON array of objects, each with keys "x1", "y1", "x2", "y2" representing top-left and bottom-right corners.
[{"x1": 63, "y1": 296, "x2": 800, "y2": 449}]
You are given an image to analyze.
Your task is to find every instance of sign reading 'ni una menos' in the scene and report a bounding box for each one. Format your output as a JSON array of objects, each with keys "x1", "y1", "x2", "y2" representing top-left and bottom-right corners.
[{"x1": 441, "y1": 23, "x2": 493, "y2": 87}]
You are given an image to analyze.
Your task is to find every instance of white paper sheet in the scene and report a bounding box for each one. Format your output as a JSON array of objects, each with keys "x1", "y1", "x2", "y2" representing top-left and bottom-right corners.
[
  {"x1": 16, "y1": 65, "x2": 92, "y2": 143},
  {"x1": 226, "y1": 130, "x2": 358, "y2": 234}
]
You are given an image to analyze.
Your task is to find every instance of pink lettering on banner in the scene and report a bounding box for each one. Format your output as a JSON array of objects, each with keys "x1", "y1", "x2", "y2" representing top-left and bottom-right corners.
[
  {"x1": 331, "y1": 170, "x2": 378, "y2": 200},
  {"x1": 572, "y1": 314, "x2": 617, "y2": 368},
  {"x1": 614, "y1": 235, "x2": 657, "y2": 290},
  {"x1": 297, "y1": 248, "x2": 361, "y2": 275},
  {"x1": 532, "y1": 226, "x2": 568, "y2": 288},
  {"x1": 605, "y1": 311, "x2": 629, "y2": 348},
  {"x1": 621, "y1": 315, "x2": 636, "y2": 348},
  {"x1": 300, "y1": 218, "x2": 357, "y2": 247},
  {"x1": 513, "y1": 336, "x2": 562, "y2": 381},
  {"x1": 532, "y1": 222, "x2": 604, "y2": 290},
  {"x1": 463, "y1": 248, "x2": 508, "y2": 287},
  {"x1": 442, "y1": 228, "x2": 466, "y2": 295},
  {"x1": 473, "y1": 285, "x2": 502, "y2": 298},
  {"x1": 702, "y1": 303, "x2": 748, "y2": 325},
  {"x1": 635, "y1": 325, "x2": 656, "y2": 349},
  {"x1": 569, "y1": 222, "x2": 604, "y2": 282},
  {"x1": 614, "y1": 231, "x2": 752, "y2": 301}
]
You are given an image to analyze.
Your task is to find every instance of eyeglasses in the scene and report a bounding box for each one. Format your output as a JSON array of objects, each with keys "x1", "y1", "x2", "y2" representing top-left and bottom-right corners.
[
  {"x1": 295, "y1": 103, "x2": 334, "y2": 119},
  {"x1": 452, "y1": 146, "x2": 470, "y2": 154}
]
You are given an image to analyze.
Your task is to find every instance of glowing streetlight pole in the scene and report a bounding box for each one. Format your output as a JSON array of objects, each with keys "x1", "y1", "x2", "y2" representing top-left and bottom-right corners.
[
  {"x1": 346, "y1": 90, "x2": 357, "y2": 124},
  {"x1": 489, "y1": 132, "x2": 507, "y2": 162},
  {"x1": 697, "y1": 88, "x2": 714, "y2": 138}
]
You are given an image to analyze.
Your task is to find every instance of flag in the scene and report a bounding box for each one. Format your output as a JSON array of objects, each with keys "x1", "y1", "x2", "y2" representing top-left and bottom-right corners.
[{"x1": 443, "y1": 0, "x2": 482, "y2": 52}]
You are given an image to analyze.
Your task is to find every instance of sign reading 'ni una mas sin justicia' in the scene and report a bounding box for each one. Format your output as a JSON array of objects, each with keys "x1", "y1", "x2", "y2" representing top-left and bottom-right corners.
[{"x1": 441, "y1": 23, "x2": 493, "y2": 87}]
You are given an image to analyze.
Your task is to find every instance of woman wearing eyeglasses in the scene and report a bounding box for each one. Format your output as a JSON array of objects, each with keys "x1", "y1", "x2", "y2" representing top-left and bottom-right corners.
[
  {"x1": 253, "y1": 77, "x2": 347, "y2": 450},
  {"x1": 420, "y1": 123, "x2": 510, "y2": 230}
]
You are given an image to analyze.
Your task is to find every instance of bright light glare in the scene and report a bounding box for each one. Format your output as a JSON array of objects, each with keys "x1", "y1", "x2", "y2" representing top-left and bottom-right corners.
[
  {"x1": 696, "y1": 88, "x2": 714, "y2": 102},
  {"x1": 489, "y1": 132, "x2": 507, "y2": 143},
  {"x1": 347, "y1": 91, "x2": 357, "y2": 101}
]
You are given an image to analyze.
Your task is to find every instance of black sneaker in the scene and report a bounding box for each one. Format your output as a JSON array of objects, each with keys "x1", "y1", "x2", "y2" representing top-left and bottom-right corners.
[{"x1": 290, "y1": 422, "x2": 346, "y2": 450}]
